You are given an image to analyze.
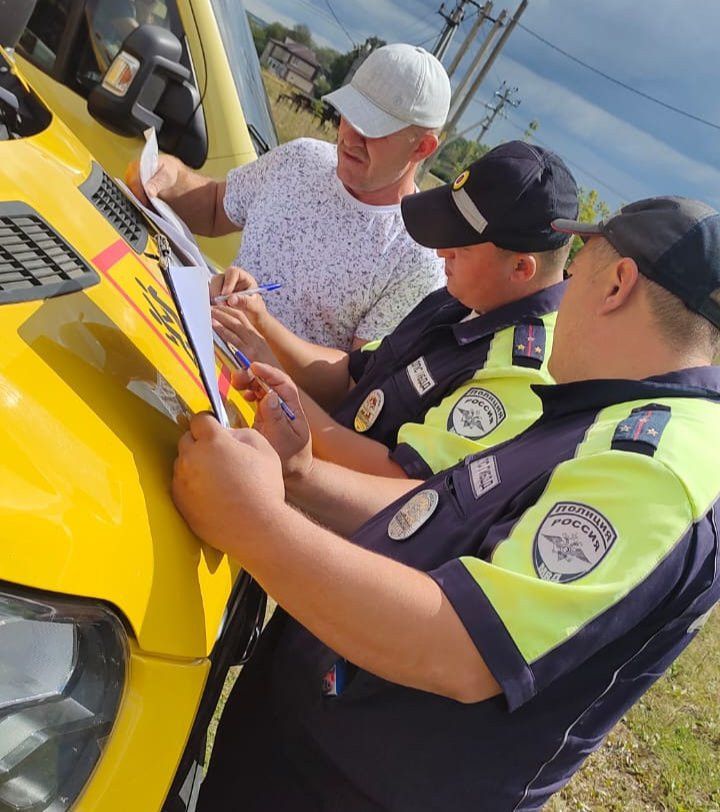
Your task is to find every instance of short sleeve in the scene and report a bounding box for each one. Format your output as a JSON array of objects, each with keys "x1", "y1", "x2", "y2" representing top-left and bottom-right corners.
[
  {"x1": 348, "y1": 340, "x2": 382, "y2": 383},
  {"x1": 354, "y1": 250, "x2": 444, "y2": 341},
  {"x1": 223, "y1": 139, "x2": 306, "y2": 227},
  {"x1": 430, "y1": 451, "x2": 693, "y2": 710},
  {"x1": 391, "y1": 325, "x2": 552, "y2": 476},
  {"x1": 392, "y1": 368, "x2": 548, "y2": 476}
]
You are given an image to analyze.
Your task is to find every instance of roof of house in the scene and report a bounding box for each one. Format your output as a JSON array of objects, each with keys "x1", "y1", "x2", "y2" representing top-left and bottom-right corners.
[{"x1": 268, "y1": 38, "x2": 321, "y2": 68}]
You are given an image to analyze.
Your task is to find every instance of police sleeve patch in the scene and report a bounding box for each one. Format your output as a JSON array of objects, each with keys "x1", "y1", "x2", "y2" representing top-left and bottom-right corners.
[
  {"x1": 512, "y1": 319, "x2": 546, "y2": 369},
  {"x1": 611, "y1": 403, "x2": 671, "y2": 456},
  {"x1": 468, "y1": 455, "x2": 501, "y2": 499},
  {"x1": 447, "y1": 387, "x2": 506, "y2": 439},
  {"x1": 406, "y1": 356, "x2": 436, "y2": 396},
  {"x1": 533, "y1": 502, "x2": 617, "y2": 583}
]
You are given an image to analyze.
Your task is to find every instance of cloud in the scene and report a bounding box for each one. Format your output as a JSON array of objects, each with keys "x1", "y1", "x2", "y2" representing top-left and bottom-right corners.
[{"x1": 471, "y1": 54, "x2": 720, "y2": 208}]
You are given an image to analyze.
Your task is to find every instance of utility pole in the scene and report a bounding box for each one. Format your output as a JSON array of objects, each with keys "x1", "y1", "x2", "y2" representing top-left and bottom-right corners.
[
  {"x1": 448, "y1": 8, "x2": 506, "y2": 114},
  {"x1": 433, "y1": 0, "x2": 479, "y2": 62},
  {"x1": 421, "y1": 0, "x2": 528, "y2": 179},
  {"x1": 446, "y1": 1, "x2": 492, "y2": 78},
  {"x1": 475, "y1": 81, "x2": 520, "y2": 142},
  {"x1": 442, "y1": 0, "x2": 528, "y2": 141}
]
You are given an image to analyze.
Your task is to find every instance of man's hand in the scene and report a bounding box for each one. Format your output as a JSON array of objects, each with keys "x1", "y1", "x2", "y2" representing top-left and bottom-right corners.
[
  {"x1": 231, "y1": 362, "x2": 312, "y2": 479},
  {"x1": 212, "y1": 306, "x2": 279, "y2": 366},
  {"x1": 208, "y1": 265, "x2": 258, "y2": 301},
  {"x1": 172, "y1": 413, "x2": 286, "y2": 553},
  {"x1": 125, "y1": 154, "x2": 182, "y2": 207},
  {"x1": 209, "y1": 266, "x2": 269, "y2": 329}
]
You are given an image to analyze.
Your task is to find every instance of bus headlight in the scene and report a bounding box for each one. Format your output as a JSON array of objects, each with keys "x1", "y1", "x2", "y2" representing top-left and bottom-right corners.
[{"x1": 0, "y1": 586, "x2": 127, "y2": 811}]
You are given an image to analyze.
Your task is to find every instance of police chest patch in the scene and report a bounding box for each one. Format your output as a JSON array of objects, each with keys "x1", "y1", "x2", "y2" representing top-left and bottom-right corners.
[
  {"x1": 354, "y1": 388, "x2": 384, "y2": 433},
  {"x1": 406, "y1": 356, "x2": 436, "y2": 396},
  {"x1": 468, "y1": 455, "x2": 501, "y2": 499},
  {"x1": 533, "y1": 502, "x2": 617, "y2": 583},
  {"x1": 447, "y1": 387, "x2": 506, "y2": 439}
]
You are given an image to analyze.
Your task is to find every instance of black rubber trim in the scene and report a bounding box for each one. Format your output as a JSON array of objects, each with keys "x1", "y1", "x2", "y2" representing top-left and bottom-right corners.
[
  {"x1": 0, "y1": 202, "x2": 99, "y2": 304},
  {"x1": 161, "y1": 574, "x2": 267, "y2": 811},
  {"x1": 79, "y1": 163, "x2": 149, "y2": 253}
]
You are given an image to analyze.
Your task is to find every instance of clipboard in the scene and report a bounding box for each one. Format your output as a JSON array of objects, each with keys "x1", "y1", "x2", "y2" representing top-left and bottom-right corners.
[{"x1": 157, "y1": 234, "x2": 230, "y2": 427}]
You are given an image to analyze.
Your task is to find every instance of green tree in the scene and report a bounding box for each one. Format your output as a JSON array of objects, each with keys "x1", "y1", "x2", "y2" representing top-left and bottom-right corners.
[
  {"x1": 327, "y1": 39, "x2": 387, "y2": 92},
  {"x1": 314, "y1": 74, "x2": 331, "y2": 97},
  {"x1": 316, "y1": 46, "x2": 341, "y2": 74},
  {"x1": 523, "y1": 119, "x2": 539, "y2": 142},
  {"x1": 328, "y1": 51, "x2": 356, "y2": 90},
  {"x1": 291, "y1": 23, "x2": 313, "y2": 47},
  {"x1": 250, "y1": 20, "x2": 291, "y2": 58},
  {"x1": 569, "y1": 188, "x2": 611, "y2": 261},
  {"x1": 432, "y1": 137, "x2": 490, "y2": 183}
]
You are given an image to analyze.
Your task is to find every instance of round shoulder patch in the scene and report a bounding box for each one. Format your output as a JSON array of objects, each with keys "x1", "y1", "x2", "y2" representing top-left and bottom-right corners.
[
  {"x1": 447, "y1": 387, "x2": 506, "y2": 439},
  {"x1": 354, "y1": 388, "x2": 385, "y2": 433},
  {"x1": 452, "y1": 169, "x2": 470, "y2": 191},
  {"x1": 388, "y1": 489, "x2": 439, "y2": 541},
  {"x1": 533, "y1": 502, "x2": 617, "y2": 583}
]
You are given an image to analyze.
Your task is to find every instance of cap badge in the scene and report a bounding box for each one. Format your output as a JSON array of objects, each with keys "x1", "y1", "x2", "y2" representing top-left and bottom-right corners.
[
  {"x1": 452, "y1": 170, "x2": 470, "y2": 191},
  {"x1": 388, "y1": 489, "x2": 439, "y2": 541},
  {"x1": 354, "y1": 388, "x2": 385, "y2": 433}
]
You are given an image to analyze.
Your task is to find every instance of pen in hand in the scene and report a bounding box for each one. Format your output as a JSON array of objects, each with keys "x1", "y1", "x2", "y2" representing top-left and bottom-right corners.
[
  {"x1": 227, "y1": 344, "x2": 296, "y2": 421},
  {"x1": 213, "y1": 283, "x2": 282, "y2": 303}
]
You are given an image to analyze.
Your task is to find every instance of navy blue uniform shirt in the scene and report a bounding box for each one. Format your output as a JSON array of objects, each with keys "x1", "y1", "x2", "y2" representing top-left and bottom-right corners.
[
  {"x1": 200, "y1": 367, "x2": 720, "y2": 811},
  {"x1": 332, "y1": 283, "x2": 566, "y2": 461}
]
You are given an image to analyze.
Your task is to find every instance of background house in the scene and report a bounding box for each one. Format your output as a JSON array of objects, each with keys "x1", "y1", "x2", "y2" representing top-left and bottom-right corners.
[{"x1": 261, "y1": 37, "x2": 321, "y2": 95}]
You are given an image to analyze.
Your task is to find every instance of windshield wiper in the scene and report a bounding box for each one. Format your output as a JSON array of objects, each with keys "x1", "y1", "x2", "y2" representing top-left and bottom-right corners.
[
  {"x1": 247, "y1": 123, "x2": 270, "y2": 156},
  {"x1": 0, "y1": 72, "x2": 21, "y2": 137}
]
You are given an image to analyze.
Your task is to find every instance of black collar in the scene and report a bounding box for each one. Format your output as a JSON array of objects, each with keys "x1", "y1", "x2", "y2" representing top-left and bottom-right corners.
[
  {"x1": 451, "y1": 281, "x2": 567, "y2": 346},
  {"x1": 535, "y1": 367, "x2": 720, "y2": 419}
]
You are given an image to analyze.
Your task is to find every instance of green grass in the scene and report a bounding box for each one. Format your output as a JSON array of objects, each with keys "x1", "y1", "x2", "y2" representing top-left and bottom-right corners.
[
  {"x1": 205, "y1": 72, "x2": 720, "y2": 810},
  {"x1": 207, "y1": 606, "x2": 720, "y2": 810},
  {"x1": 547, "y1": 609, "x2": 720, "y2": 811}
]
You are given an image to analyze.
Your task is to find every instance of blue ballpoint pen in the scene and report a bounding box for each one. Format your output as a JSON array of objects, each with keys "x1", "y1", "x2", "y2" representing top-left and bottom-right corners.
[
  {"x1": 213, "y1": 283, "x2": 282, "y2": 303},
  {"x1": 228, "y1": 344, "x2": 296, "y2": 421}
]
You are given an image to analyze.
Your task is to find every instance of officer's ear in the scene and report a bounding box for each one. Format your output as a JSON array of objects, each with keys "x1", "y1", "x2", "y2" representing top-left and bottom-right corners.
[
  {"x1": 510, "y1": 253, "x2": 537, "y2": 283},
  {"x1": 598, "y1": 256, "x2": 639, "y2": 315}
]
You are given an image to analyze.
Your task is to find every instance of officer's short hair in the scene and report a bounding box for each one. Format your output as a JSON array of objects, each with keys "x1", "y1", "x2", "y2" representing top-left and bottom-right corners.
[
  {"x1": 644, "y1": 276, "x2": 720, "y2": 356},
  {"x1": 592, "y1": 238, "x2": 720, "y2": 356},
  {"x1": 536, "y1": 242, "x2": 572, "y2": 275}
]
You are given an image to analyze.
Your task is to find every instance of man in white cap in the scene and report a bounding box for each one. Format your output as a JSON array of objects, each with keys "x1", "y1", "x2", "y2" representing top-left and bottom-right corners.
[{"x1": 128, "y1": 44, "x2": 451, "y2": 349}]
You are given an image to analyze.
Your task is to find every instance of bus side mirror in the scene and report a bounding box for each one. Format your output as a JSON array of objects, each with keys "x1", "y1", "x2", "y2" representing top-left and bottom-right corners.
[
  {"x1": 0, "y1": 0, "x2": 36, "y2": 49},
  {"x1": 88, "y1": 25, "x2": 207, "y2": 167}
]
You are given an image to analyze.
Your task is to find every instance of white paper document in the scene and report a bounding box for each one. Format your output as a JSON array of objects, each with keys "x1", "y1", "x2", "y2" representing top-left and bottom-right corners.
[
  {"x1": 137, "y1": 128, "x2": 211, "y2": 275},
  {"x1": 166, "y1": 264, "x2": 230, "y2": 428}
]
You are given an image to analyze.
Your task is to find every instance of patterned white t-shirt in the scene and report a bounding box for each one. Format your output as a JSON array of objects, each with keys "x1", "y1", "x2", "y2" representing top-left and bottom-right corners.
[{"x1": 223, "y1": 138, "x2": 445, "y2": 349}]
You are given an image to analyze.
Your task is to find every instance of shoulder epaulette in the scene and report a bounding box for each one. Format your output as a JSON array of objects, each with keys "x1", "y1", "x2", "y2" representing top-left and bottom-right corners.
[
  {"x1": 611, "y1": 403, "x2": 672, "y2": 456},
  {"x1": 512, "y1": 318, "x2": 546, "y2": 369}
]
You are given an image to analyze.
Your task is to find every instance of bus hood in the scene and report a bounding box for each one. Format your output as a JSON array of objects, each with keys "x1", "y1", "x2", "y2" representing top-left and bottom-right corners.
[{"x1": 0, "y1": 113, "x2": 252, "y2": 660}]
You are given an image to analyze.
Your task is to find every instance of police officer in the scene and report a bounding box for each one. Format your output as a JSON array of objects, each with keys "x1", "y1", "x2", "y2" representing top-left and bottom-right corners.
[
  {"x1": 174, "y1": 196, "x2": 720, "y2": 810},
  {"x1": 212, "y1": 140, "x2": 578, "y2": 481}
]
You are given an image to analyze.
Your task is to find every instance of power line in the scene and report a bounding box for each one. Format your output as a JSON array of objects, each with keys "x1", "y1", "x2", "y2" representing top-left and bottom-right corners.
[
  {"x1": 517, "y1": 23, "x2": 720, "y2": 132},
  {"x1": 293, "y1": 0, "x2": 357, "y2": 38},
  {"x1": 405, "y1": 9, "x2": 444, "y2": 43},
  {"x1": 322, "y1": 0, "x2": 357, "y2": 47},
  {"x1": 415, "y1": 32, "x2": 440, "y2": 47}
]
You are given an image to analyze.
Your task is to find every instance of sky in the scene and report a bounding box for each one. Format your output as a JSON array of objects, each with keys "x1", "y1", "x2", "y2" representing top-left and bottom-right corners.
[{"x1": 243, "y1": 0, "x2": 720, "y2": 212}]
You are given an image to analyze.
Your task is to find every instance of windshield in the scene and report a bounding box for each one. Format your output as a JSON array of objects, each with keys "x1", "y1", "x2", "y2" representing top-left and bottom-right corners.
[
  {"x1": 209, "y1": 0, "x2": 277, "y2": 154},
  {"x1": 0, "y1": 51, "x2": 51, "y2": 140}
]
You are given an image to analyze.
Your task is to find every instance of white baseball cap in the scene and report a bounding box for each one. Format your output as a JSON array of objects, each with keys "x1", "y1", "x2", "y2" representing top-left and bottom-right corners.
[{"x1": 323, "y1": 43, "x2": 451, "y2": 138}]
